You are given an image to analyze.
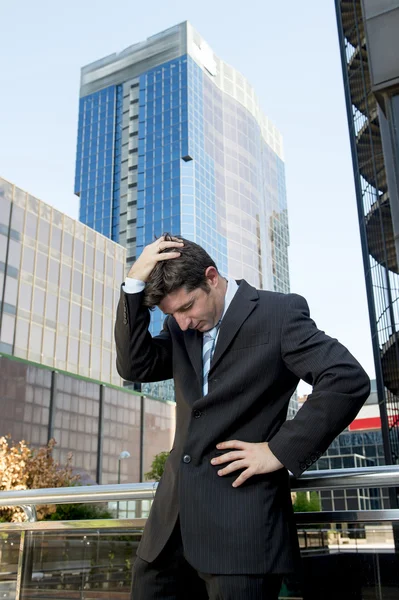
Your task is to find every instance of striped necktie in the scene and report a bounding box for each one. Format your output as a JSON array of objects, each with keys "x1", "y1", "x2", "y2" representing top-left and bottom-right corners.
[{"x1": 202, "y1": 324, "x2": 220, "y2": 396}]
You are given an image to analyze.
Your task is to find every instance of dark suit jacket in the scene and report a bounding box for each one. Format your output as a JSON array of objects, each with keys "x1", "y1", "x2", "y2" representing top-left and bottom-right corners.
[{"x1": 114, "y1": 280, "x2": 370, "y2": 574}]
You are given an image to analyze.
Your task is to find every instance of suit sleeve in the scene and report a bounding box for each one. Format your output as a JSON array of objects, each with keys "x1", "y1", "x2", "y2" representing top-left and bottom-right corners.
[
  {"x1": 114, "y1": 285, "x2": 173, "y2": 383},
  {"x1": 268, "y1": 294, "x2": 370, "y2": 478}
]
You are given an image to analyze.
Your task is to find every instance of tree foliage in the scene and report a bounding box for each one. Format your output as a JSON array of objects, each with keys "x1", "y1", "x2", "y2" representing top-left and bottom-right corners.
[
  {"x1": 144, "y1": 451, "x2": 170, "y2": 482},
  {"x1": 292, "y1": 491, "x2": 321, "y2": 513},
  {"x1": 46, "y1": 503, "x2": 114, "y2": 521},
  {"x1": 0, "y1": 436, "x2": 79, "y2": 522}
]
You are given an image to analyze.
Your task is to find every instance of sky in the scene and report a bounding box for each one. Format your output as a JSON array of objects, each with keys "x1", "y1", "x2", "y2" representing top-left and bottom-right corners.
[{"x1": 0, "y1": 1, "x2": 375, "y2": 393}]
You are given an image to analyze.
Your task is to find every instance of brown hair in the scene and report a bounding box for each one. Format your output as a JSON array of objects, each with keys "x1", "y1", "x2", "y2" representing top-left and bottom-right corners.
[{"x1": 143, "y1": 234, "x2": 218, "y2": 307}]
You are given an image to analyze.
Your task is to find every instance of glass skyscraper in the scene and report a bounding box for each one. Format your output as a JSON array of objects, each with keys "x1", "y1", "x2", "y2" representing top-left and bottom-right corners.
[{"x1": 75, "y1": 22, "x2": 291, "y2": 400}]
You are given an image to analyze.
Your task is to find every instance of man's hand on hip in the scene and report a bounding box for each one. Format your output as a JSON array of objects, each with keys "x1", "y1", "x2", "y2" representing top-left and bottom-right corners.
[
  {"x1": 211, "y1": 440, "x2": 284, "y2": 488},
  {"x1": 127, "y1": 235, "x2": 183, "y2": 282}
]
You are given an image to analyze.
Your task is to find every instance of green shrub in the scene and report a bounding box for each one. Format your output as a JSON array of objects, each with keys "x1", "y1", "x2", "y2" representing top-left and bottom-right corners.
[{"x1": 144, "y1": 451, "x2": 170, "y2": 481}]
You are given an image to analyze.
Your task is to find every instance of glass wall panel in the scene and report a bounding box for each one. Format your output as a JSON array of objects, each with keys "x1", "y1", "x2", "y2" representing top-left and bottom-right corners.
[
  {"x1": 143, "y1": 398, "x2": 175, "y2": 476},
  {"x1": 53, "y1": 375, "x2": 99, "y2": 480},
  {"x1": 0, "y1": 313, "x2": 15, "y2": 346},
  {"x1": 0, "y1": 357, "x2": 50, "y2": 447},
  {"x1": 102, "y1": 387, "x2": 141, "y2": 484},
  {"x1": 7, "y1": 238, "x2": 21, "y2": 270}
]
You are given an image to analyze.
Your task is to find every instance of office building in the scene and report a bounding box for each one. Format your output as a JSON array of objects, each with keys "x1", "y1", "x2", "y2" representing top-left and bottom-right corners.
[
  {"x1": 0, "y1": 177, "x2": 125, "y2": 385},
  {"x1": 335, "y1": 0, "x2": 399, "y2": 465},
  {"x1": 74, "y1": 21, "x2": 291, "y2": 401},
  {"x1": 0, "y1": 177, "x2": 175, "y2": 484}
]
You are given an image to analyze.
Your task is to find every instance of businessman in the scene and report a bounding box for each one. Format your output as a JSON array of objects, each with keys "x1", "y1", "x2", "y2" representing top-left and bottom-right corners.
[{"x1": 115, "y1": 234, "x2": 370, "y2": 600}]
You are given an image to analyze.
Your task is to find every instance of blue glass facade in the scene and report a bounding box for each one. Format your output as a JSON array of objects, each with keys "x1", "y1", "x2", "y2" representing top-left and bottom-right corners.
[
  {"x1": 136, "y1": 56, "x2": 189, "y2": 335},
  {"x1": 75, "y1": 85, "x2": 122, "y2": 242},
  {"x1": 76, "y1": 28, "x2": 290, "y2": 399},
  {"x1": 136, "y1": 56, "x2": 231, "y2": 335}
]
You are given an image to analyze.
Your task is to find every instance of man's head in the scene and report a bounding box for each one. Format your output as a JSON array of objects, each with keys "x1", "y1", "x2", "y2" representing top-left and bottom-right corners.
[{"x1": 144, "y1": 234, "x2": 227, "y2": 332}]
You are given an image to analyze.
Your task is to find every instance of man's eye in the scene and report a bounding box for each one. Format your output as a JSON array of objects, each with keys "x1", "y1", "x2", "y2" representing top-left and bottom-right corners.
[{"x1": 181, "y1": 303, "x2": 193, "y2": 312}]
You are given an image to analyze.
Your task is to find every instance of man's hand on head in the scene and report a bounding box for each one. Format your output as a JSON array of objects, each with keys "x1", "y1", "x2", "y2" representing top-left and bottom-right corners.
[
  {"x1": 211, "y1": 440, "x2": 284, "y2": 488},
  {"x1": 127, "y1": 236, "x2": 184, "y2": 282}
]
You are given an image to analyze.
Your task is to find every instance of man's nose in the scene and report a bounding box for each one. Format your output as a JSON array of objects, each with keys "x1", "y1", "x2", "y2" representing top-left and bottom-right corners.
[{"x1": 175, "y1": 314, "x2": 191, "y2": 331}]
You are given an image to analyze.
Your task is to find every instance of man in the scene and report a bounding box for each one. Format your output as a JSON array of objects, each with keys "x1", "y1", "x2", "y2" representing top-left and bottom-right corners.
[{"x1": 115, "y1": 234, "x2": 370, "y2": 600}]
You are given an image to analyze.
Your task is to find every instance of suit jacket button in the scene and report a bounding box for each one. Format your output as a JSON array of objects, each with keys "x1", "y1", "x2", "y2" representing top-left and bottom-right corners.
[
  {"x1": 299, "y1": 462, "x2": 306, "y2": 471},
  {"x1": 193, "y1": 410, "x2": 202, "y2": 419},
  {"x1": 183, "y1": 454, "x2": 191, "y2": 464},
  {"x1": 305, "y1": 458, "x2": 312, "y2": 467}
]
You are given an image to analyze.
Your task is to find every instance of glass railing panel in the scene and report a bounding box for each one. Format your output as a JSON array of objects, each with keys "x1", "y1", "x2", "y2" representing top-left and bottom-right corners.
[
  {"x1": 0, "y1": 512, "x2": 398, "y2": 598},
  {"x1": 0, "y1": 532, "x2": 21, "y2": 600},
  {"x1": 281, "y1": 521, "x2": 399, "y2": 600},
  {"x1": 19, "y1": 527, "x2": 144, "y2": 599}
]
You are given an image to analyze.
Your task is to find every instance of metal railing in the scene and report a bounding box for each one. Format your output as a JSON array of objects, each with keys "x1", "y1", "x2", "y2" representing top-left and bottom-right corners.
[
  {"x1": 0, "y1": 466, "x2": 398, "y2": 600},
  {"x1": 0, "y1": 466, "x2": 398, "y2": 526}
]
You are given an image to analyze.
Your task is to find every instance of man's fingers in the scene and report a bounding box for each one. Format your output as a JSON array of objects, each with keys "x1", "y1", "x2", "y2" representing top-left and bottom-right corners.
[
  {"x1": 158, "y1": 241, "x2": 184, "y2": 251},
  {"x1": 156, "y1": 252, "x2": 182, "y2": 262},
  {"x1": 217, "y1": 459, "x2": 247, "y2": 476},
  {"x1": 232, "y1": 468, "x2": 254, "y2": 488},
  {"x1": 211, "y1": 451, "x2": 243, "y2": 465},
  {"x1": 216, "y1": 440, "x2": 248, "y2": 451}
]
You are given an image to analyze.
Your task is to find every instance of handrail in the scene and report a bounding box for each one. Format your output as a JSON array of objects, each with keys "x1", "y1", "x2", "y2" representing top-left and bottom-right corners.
[
  {"x1": 0, "y1": 466, "x2": 398, "y2": 508},
  {"x1": 0, "y1": 510, "x2": 398, "y2": 533},
  {"x1": 0, "y1": 482, "x2": 157, "y2": 508}
]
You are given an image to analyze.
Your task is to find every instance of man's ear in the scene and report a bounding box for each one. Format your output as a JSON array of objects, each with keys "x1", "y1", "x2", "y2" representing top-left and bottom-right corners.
[{"x1": 205, "y1": 266, "x2": 219, "y2": 287}]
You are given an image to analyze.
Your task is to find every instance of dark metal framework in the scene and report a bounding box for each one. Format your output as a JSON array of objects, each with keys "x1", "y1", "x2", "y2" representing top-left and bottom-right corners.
[{"x1": 335, "y1": 0, "x2": 399, "y2": 466}]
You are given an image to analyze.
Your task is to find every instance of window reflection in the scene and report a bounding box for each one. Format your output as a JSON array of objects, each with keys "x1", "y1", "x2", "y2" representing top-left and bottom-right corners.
[
  {"x1": 82, "y1": 307, "x2": 92, "y2": 334},
  {"x1": 60, "y1": 264, "x2": 71, "y2": 291},
  {"x1": 85, "y1": 245, "x2": 94, "y2": 269},
  {"x1": 43, "y1": 329, "x2": 55, "y2": 357},
  {"x1": 55, "y1": 334, "x2": 67, "y2": 361},
  {"x1": 62, "y1": 232, "x2": 73, "y2": 256},
  {"x1": 0, "y1": 196, "x2": 11, "y2": 226},
  {"x1": 70, "y1": 303, "x2": 81, "y2": 330},
  {"x1": 38, "y1": 220, "x2": 50, "y2": 246},
  {"x1": 84, "y1": 277, "x2": 93, "y2": 300},
  {"x1": 45, "y1": 294, "x2": 58, "y2": 321},
  {"x1": 11, "y1": 205, "x2": 24, "y2": 233},
  {"x1": 58, "y1": 298, "x2": 70, "y2": 325},
  {"x1": 7, "y1": 239, "x2": 21, "y2": 270},
  {"x1": 72, "y1": 270, "x2": 82, "y2": 295},
  {"x1": 68, "y1": 337, "x2": 79, "y2": 365},
  {"x1": 51, "y1": 227, "x2": 62, "y2": 252},
  {"x1": 15, "y1": 318, "x2": 29, "y2": 350},
  {"x1": 33, "y1": 288, "x2": 45, "y2": 316},
  {"x1": 25, "y1": 213, "x2": 37, "y2": 238},
  {"x1": 74, "y1": 239, "x2": 84, "y2": 263},
  {"x1": 0, "y1": 235, "x2": 7, "y2": 261},
  {"x1": 96, "y1": 250, "x2": 104, "y2": 273},
  {"x1": 36, "y1": 253, "x2": 48, "y2": 280},
  {"x1": 4, "y1": 276, "x2": 18, "y2": 306},
  {"x1": 29, "y1": 323, "x2": 42, "y2": 354},
  {"x1": 48, "y1": 258, "x2": 60, "y2": 284},
  {"x1": 22, "y1": 247, "x2": 35, "y2": 273},
  {"x1": 18, "y1": 283, "x2": 32, "y2": 311},
  {"x1": 0, "y1": 314, "x2": 15, "y2": 345}
]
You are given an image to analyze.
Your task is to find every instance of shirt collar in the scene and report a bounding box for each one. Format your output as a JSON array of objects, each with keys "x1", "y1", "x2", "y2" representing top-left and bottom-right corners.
[{"x1": 221, "y1": 277, "x2": 239, "y2": 321}]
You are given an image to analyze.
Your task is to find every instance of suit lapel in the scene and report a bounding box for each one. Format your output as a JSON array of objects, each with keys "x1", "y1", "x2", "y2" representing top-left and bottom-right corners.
[
  {"x1": 184, "y1": 329, "x2": 203, "y2": 389},
  {"x1": 210, "y1": 280, "x2": 259, "y2": 373},
  {"x1": 183, "y1": 280, "x2": 259, "y2": 389}
]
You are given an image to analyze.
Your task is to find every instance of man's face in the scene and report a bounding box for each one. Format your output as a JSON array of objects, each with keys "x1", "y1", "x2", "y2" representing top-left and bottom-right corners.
[{"x1": 159, "y1": 282, "x2": 223, "y2": 333}]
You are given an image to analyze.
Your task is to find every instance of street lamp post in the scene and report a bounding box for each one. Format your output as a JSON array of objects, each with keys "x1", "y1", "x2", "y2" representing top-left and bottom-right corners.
[{"x1": 117, "y1": 450, "x2": 131, "y2": 518}]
